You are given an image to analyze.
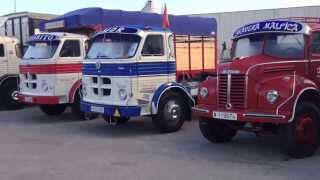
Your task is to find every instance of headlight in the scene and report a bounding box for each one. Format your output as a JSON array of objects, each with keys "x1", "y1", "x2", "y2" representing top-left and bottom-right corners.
[
  {"x1": 41, "y1": 80, "x2": 49, "y2": 92},
  {"x1": 199, "y1": 87, "x2": 209, "y2": 98},
  {"x1": 118, "y1": 88, "x2": 128, "y2": 101},
  {"x1": 266, "y1": 90, "x2": 279, "y2": 104}
]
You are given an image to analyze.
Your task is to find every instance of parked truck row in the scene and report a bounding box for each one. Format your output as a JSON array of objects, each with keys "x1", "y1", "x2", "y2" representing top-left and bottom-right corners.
[{"x1": 0, "y1": 7, "x2": 319, "y2": 159}]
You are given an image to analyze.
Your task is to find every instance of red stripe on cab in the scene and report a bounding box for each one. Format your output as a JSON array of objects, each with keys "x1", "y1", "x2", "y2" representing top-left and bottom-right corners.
[{"x1": 19, "y1": 63, "x2": 82, "y2": 74}]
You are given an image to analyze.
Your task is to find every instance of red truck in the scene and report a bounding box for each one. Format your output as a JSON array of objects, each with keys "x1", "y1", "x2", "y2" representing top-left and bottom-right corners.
[{"x1": 193, "y1": 18, "x2": 320, "y2": 158}]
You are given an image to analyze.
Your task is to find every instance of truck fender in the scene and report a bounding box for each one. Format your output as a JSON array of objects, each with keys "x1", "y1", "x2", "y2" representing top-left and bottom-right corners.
[
  {"x1": 151, "y1": 82, "x2": 195, "y2": 114},
  {"x1": 0, "y1": 74, "x2": 19, "y2": 87},
  {"x1": 289, "y1": 87, "x2": 320, "y2": 122},
  {"x1": 68, "y1": 80, "x2": 82, "y2": 103}
]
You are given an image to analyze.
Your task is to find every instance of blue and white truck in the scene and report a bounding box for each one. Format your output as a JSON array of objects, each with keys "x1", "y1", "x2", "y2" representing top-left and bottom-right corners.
[{"x1": 81, "y1": 15, "x2": 217, "y2": 132}]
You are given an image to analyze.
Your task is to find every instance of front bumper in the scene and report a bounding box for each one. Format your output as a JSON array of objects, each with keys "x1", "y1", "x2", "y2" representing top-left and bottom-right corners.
[
  {"x1": 193, "y1": 104, "x2": 289, "y2": 124},
  {"x1": 18, "y1": 94, "x2": 60, "y2": 105},
  {"x1": 81, "y1": 101, "x2": 141, "y2": 117}
]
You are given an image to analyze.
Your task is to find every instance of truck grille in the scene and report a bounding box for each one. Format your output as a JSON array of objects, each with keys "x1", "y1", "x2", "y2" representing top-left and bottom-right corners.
[
  {"x1": 218, "y1": 74, "x2": 246, "y2": 110},
  {"x1": 23, "y1": 73, "x2": 37, "y2": 90},
  {"x1": 89, "y1": 76, "x2": 111, "y2": 97}
]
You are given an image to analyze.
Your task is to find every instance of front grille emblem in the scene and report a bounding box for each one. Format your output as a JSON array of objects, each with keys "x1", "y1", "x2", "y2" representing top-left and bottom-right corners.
[
  {"x1": 225, "y1": 103, "x2": 232, "y2": 110},
  {"x1": 96, "y1": 61, "x2": 101, "y2": 70}
]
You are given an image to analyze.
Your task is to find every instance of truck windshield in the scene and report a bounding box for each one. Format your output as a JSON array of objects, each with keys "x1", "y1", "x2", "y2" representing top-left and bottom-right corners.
[
  {"x1": 87, "y1": 34, "x2": 141, "y2": 59},
  {"x1": 233, "y1": 33, "x2": 305, "y2": 60},
  {"x1": 23, "y1": 41, "x2": 60, "y2": 59}
]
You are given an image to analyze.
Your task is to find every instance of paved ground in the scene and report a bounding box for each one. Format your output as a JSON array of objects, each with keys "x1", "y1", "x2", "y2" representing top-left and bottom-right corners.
[{"x1": 0, "y1": 107, "x2": 319, "y2": 180}]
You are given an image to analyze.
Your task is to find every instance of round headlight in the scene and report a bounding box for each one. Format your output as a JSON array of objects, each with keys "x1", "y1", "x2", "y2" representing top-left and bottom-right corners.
[
  {"x1": 266, "y1": 90, "x2": 279, "y2": 104},
  {"x1": 199, "y1": 87, "x2": 209, "y2": 98},
  {"x1": 41, "y1": 80, "x2": 49, "y2": 92},
  {"x1": 118, "y1": 88, "x2": 128, "y2": 101}
]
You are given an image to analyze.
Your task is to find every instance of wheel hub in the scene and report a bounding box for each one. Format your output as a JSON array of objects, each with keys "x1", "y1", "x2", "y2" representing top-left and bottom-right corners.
[
  {"x1": 164, "y1": 100, "x2": 181, "y2": 122},
  {"x1": 11, "y1": 90, "x2": 19, "y2": 101},
  {"x1": 296, "y1": 114, "x2": 318, "y2": 146}
]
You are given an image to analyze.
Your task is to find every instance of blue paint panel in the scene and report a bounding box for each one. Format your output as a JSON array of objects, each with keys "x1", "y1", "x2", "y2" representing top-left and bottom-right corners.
[
  {"x1": 81, "y1": 101, "x2": 141, "y2": 117},
  {"x1": 233, "y1": 20, "x2": 304, "y2": 39},
  {"x1": 83, "y1": 61, "x2": 176, "y2": 76}
]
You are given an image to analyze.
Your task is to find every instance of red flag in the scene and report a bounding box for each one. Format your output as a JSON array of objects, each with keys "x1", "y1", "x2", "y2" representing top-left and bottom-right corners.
[{"x1": 162, "y1": 4, "x2": 170, "y2": 29}]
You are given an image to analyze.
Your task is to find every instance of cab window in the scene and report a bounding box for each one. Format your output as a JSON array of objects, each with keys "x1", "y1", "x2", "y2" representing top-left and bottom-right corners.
[
  {"x1": 142, "y1": 35, "x2": 164, "y2": 56},
  {"x1": 0, "y1": 44, "x2": 5, "y2": 57},
  {"x1": 311, "y1": 32, "x2": 320, "y2": 54},
  {"x1": 60, "y1": 40, "x2": 81, "y2": 57}
]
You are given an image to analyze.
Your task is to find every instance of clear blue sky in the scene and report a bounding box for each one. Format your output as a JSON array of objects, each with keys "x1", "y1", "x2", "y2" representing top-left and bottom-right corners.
[{"x1": 1, "y1": 0, "x2": 320, "y2": 15}]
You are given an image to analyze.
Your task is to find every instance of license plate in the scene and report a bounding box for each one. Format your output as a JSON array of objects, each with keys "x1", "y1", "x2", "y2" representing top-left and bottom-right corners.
[
  {"x1": 213, "y1": 111, "x2": 237, "y2": 121},
  {"x1": 24, "y1": 96, "x2": 33, "y2": 103},
  {"x1": 91, "y1": 106, "x2": 104, "y2": 114}
]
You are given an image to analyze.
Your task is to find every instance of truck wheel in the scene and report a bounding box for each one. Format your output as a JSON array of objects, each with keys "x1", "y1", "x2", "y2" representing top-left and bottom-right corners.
[
  {"x1": 152, "y1": 91, "x2": 188, "y2": 133},
  {"x1": 283, "y1": 102, "x2": 320, "y2": 158},
  {"x1": 71, "y1": 90, "x2": 86, "y2": 120},
  {"x1": 1, "y1": 81, "x2": 23, "y2": 110},
  {"x1": 39, "y1": 104, "x2": 67, "y2": 116},
  {"x1": 199, "y1": 118, "x2": 237, "y2": 143}
]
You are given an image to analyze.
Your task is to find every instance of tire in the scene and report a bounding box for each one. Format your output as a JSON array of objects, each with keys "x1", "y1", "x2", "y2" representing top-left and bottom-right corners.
[
  {"x1": 39, "y1": 104, "x2": 67, "y2": 116},
  {"x1": 283, "y1": 102, "x2": 320, "y2": 158},
  {"x1": 71, "y1": 89, "x2": 86, "y2": 120},
  {"x1": 1, "y1": 81, "x2": 23, "y2": 110},
  {"x1": 199, "y1": 118, "x2": 237, "y2": 143},
  {"x1": 104, "y1": 116, "x2": 130, "y2": 125},
  {"x1": 152, "y1": 91, "x2": 189, "y2": 133}
]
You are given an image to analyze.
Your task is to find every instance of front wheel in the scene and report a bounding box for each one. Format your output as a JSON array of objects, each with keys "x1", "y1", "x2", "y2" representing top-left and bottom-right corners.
[
  {"x1": 1, "y1": 81, "x2": 23, "y2": 110},
  {"x1": 199, "y1": 118, "x2": 237, "y2": 143},
  {"x1": 283, "y1": 102, "x2": 320, "y2": 158},
  {"x1": 39, "y1": 104, "x2": 67, "y2": 116},
  {"x1": 152, "y1": 92, "x2": 189, "y2": 133}
]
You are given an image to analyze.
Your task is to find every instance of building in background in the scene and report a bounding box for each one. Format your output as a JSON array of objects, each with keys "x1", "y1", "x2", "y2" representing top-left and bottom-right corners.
[
  {"x1": 141, "y1": 0, "x2": 161, "y2": 14},
  {"x1": 0, "y1": 12, "x2": 57, "y2": 53},
  {"x1": 194, "y1": 5, "x2": 320, "y2": 59}
]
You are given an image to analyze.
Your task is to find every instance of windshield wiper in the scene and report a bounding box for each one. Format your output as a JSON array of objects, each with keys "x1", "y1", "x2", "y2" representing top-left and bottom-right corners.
[{"x1": 96, "y1": 55, "x2": 111, "y2": 59}]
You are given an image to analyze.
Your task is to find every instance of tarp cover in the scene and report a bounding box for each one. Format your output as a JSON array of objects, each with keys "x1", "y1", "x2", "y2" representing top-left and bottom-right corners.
[{"x1": 39, "y1": 7, "x2": 216, "y2": 36}]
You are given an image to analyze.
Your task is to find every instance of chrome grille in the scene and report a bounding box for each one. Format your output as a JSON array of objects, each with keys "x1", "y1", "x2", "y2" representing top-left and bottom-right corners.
[
  {"x1": 23, "y1": 73, "x2": 37, "y2": 90},
  {"x1": 89, "y1": 76, "x2": 111, "y2": 97},
  {"x1": 218, "y1": 74, "x2": 245, "y2": 110}
]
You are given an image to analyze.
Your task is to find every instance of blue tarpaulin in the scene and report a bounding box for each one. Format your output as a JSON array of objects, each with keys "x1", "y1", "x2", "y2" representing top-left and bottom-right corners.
[{"x1": 39, "y1": 7, "x2": 217, "y2": 36}]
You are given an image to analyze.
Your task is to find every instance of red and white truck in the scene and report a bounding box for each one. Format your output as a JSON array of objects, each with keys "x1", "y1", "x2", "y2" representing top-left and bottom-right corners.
[
  {"x1": 193, "y1": 18, "x2": 320, "y2": 158},
  {"x1": 18, "y1": 33, "x2": 89, "y2": 118}
]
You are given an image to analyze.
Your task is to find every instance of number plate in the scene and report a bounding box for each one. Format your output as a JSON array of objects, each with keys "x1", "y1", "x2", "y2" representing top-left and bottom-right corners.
[
  {"x1": 91, "y1": 106, "x2": 105, "y2": 114},
  {"x1": 24, "y1": 96, "x2": 33, "y2": 103},
  {"x1": 213, "y1": 111, "x2": 237, "y2": 121}
]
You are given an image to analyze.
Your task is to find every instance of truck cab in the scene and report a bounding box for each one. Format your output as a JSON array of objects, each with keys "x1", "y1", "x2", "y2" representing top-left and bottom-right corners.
[
  {"x1": 0, "y1": 36, "x2": 22, "y2": 110},
  {"x1": 18, "y1": 33, "x2": 89, "y2": 118},
  {"x1": 81, "y1": 26, "x2": 216, "y2": 132},
  {"x1": 193, "y1": 18, "x2": 320, "y2": 158}
]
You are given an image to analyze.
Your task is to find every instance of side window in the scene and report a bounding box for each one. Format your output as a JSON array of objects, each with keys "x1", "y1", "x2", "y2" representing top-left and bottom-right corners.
[
  {"x1": 311, "y1": 32, "x2": 320, "y2": 54},
  {"x1": 0, "y1": 44, "x2": 5, "y2": 57},
  {"x1": 60, "y1": 40, "x2": 81, "y2": 57},
  {"x1": 142, "y1": 35, "x2": 164, "y2": 56}
]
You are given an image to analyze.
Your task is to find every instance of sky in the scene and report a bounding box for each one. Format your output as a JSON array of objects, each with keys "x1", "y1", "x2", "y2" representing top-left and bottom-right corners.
[{"x1": 1, "y1": 0, "x2": 320, "y2": 16}]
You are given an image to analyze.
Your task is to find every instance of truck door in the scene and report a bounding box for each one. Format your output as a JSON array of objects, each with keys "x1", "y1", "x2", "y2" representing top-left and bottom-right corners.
[
  {"x1": 137, "y1": 34, "x2": 168, "y2": 101},
  {"x1": 309, "y1": 31, "x2": 320, "y2": 86},
  {"x1": 0, "y1": 43, "x2": 8, "y2": 76},
  {"x1": 57, "y1": 39, "x2": 82, "y2": 96}
]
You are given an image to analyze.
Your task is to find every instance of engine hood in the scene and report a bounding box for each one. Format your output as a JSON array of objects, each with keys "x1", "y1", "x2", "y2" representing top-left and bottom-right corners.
[{"x1": 218, "y1": 55, "x2": 276, "y2": 75}]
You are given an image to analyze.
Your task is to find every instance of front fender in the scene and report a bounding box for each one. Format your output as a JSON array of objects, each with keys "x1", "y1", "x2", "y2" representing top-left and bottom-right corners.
[{"x1": 151, "y1": 82, "x2": 194, "y2": 114}]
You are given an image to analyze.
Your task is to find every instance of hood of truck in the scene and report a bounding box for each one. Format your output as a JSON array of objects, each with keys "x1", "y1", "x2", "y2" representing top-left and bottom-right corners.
[{"x1": 217, "y1": 55, "x2": 276, "y2": 75}]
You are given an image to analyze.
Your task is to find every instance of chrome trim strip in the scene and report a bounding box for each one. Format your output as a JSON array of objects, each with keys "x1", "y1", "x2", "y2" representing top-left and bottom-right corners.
[
  {"x1": 227, "y1": 74, "x2": 231, "y2": 105},
  {"x1": 192, "y1": 107, "x2": 210, "y2": 113},
  {"x1": 244, "y1": 113, "x2": 286, "y2": 119}
]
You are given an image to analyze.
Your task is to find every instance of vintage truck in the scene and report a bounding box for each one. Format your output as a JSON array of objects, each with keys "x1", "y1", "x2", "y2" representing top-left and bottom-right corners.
[
  {"x1": 81, "y1": 20, "x2": 217, "y2": 133},
  {"x1": 193, "y1": 18, "x2": 320, "y2": 158},
  {"x1": 18, "y1": 33, "x2": 89, "y2": 118}
]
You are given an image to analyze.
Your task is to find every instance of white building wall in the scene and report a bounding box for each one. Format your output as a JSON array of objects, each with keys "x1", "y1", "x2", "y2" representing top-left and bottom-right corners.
[{"x1": 194, "y1": 5, "x2": 320, "y2": 58}]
